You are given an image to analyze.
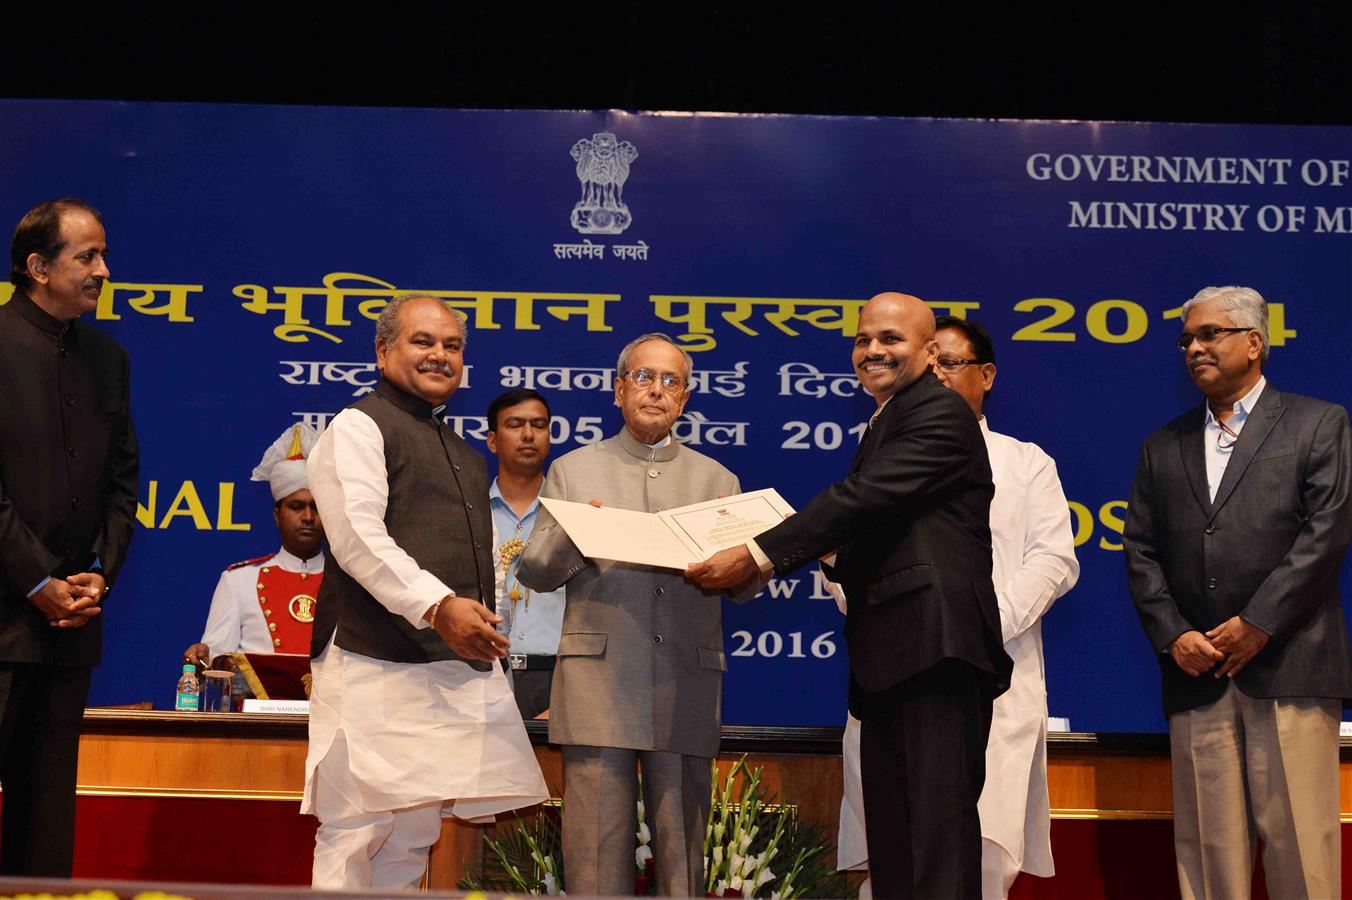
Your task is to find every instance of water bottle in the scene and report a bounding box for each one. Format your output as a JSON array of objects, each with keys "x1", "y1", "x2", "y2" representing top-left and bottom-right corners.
[{"x1": 175, "y1": 663, "x2": 200, "y2": 711}]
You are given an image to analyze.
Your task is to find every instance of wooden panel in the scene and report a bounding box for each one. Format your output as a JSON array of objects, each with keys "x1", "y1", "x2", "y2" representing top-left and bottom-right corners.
[
  {"x1": 78, "y1": 732, "x2": 308, "y2": 798},
  {"x1": 60, "y1": 714, "x2": 1352, "y2": 894}
]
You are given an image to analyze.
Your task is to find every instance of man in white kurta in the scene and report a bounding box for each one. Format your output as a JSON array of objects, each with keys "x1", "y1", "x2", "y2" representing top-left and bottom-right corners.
[
  {"x1": 837, "y1": 317, "x2": 1079, "y2": 899},
  {"x1": 302, "y1": 296, "x2": 547, "y2": 890}
]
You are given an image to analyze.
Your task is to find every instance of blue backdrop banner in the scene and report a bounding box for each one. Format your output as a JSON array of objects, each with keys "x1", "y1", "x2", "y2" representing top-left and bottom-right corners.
[{"x1": 2, "y1": 102, "x2": 1349, "y2": 731}]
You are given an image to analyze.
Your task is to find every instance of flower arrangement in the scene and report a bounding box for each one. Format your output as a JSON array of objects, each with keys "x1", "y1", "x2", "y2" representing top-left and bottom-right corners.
[
  {"x1": 463, "y1": 756, "x2": 848, "y2": 898},
  {"x1": 702, "y1": 757, "x2": 848, "y2": 899}
]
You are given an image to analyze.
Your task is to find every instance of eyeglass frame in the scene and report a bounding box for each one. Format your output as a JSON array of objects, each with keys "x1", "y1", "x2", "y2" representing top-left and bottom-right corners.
[
  {"x1": 934, "y1": 356, "x2": 987, "y2": 373},
  {"x1": 621, "y1": 367, "x2": 687, "y2": 392},
  {"x1": 1175, "y1": 326, "x2": 1252, "y2": 353}
]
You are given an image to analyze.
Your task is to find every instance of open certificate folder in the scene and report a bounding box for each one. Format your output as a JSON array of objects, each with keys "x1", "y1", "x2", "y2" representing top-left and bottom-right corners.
[{"x1": 539, "y1": 488, "x2": 795, "y2": 570}]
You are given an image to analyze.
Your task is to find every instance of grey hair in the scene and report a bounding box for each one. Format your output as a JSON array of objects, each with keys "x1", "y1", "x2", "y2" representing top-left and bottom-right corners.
[
  {"x1": 375, "y1": 294, "x2": 468, "y2": 348},
  {"x1": 1181, "y1": 285, "x2": 1269, "y2": 364},
  {"x1": 615, "y1": 332, "x2": 693, "y2": 381}
]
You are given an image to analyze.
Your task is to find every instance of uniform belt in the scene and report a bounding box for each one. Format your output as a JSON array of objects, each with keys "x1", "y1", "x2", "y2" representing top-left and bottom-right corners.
[{"x1": 508, "y1": 653, "x2": 556, "y2": 671}]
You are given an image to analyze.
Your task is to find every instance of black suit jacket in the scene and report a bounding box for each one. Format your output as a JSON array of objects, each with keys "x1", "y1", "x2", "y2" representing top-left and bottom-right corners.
[
  {"x1": 756, "y1": 372, "x2": 1011, "y2": 714},
  {"x1": 0, "y1": 291, "x2": 139, "y2": 667},
  {"x1": 1124, "y1": 384, "x2": 1352, "y2": 716}
]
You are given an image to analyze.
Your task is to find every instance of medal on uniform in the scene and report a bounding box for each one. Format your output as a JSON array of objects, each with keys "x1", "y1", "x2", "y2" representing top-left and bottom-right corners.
[{"x1": 289, "y1": 593, "x2": 317, "y2": 623}]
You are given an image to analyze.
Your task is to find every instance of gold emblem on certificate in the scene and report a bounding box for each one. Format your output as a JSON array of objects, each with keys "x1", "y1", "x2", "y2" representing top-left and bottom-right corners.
[{"x1": 289, "y1": 594, "x2": 317, "y2": 623}]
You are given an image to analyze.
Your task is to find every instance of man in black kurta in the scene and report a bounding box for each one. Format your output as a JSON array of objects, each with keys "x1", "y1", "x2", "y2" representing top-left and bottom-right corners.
[{"x1": 0, "y1": 198, "x2": 138, "y2": 876}]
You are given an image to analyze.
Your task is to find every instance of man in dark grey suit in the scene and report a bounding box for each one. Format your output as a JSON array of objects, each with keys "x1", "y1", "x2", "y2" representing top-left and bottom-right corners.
[{"x1": 1124, "y1": 285, "x2": 1352, "y2": 900}]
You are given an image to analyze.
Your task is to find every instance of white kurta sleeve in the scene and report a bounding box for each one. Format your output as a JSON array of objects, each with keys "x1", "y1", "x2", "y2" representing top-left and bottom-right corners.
[
  {"x1": 198, "y1": 569, "x2": 243, "y2": 658},
  {"x1": 307, "y1": 409, "x2": 454, "y2": 629},
  {"x1": 998, "y1": 447, "x2": 1080, "y2": 643}
]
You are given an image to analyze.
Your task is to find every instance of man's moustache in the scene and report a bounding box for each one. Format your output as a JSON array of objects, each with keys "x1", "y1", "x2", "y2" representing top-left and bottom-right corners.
[
  {"x1": 1189, "y1": 355, "x2": 1218, "y2": 369},
  {"x1": 416, "y1": 362, "x2": 453, "y2": 375}
]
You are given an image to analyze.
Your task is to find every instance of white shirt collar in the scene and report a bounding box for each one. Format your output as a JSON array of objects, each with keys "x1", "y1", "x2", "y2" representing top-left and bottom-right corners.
[
  {"x1": 1204, "y1": 375, "x2": 1267, "y2": 426},
  {"x1": 274, "y1": 546, "x2": 325, "y2": 572}
]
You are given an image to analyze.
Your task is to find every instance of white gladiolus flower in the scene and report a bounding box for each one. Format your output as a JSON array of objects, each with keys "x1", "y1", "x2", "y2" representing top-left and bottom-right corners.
[
  {"x1": 542, "y1": 872, "x2": 559, "y2": 895},
  {"x1": 715, "y1": 879, "x2": 728, "y2": 895},
  {"x1": 714, "y1": 822, "x2": 726, "y2": 842},
  {"x1": 738, "y1": 832, "x2": 753, "y2": 853},
  {"x1": 712, "y1": 845, "x2": 724, "y2": 867},
  {"x1": 756, "y1": 867, "x2": 777, "y2": 887},
  {"x1": 637, "y1": 822, "x2": 651, "y2": 844},
  {"x1": 729, "y1": 876, "x2": 744, "y2": 891},
  {"x1": 636, "y1": 844, "x2": 653, "y2": 868},
  {"x1": 729, "y1": 853, "x2": 744, "y2": 875}
]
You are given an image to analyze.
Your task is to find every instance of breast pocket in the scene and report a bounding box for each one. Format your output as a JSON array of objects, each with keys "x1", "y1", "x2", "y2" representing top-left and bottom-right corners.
[{"x1": 557, "y1": 632, "x2": 607, "y2": 657}]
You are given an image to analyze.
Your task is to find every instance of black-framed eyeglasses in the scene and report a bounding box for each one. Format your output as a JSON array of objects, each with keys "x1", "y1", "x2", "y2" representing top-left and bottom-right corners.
[
  {"x1": 935, "y1": 357, "x2": 983, "y2": 372},
  {"x1": 1175, "y1": 326, "x2": 1251, "y2": 353},
  {"x1": 624, "y1": 368, "x2": 686, "y2": 391}
]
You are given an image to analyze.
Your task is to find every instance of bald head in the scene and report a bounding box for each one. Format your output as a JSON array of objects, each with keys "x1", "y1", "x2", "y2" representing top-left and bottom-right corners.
[
  {"x1": 852, "y1": 291, "x2": 939, "y2": 403},
  {"x1": 867, "y1": 292, "x2": 936, "y2": 338}
]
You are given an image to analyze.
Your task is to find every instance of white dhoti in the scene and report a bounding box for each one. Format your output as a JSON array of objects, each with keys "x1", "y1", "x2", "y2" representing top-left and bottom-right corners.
[{"x1": 304, "y1": 639, "x2": 549, "y2": 889}]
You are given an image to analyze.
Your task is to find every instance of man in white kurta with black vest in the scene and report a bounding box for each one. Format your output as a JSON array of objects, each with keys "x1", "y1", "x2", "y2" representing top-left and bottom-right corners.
[
  {"x1": 303, "y1": 295, "x2": 547, "y2": 890},
  {"x1": 836, "y1": 316, "x2": 1079, "y2": 899},
  {"x1": 517, "y1": 333, "x2": 741, "y2": 896}
]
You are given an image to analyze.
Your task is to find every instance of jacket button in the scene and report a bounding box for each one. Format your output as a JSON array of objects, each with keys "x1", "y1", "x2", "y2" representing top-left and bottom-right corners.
[
  {"x1": 655, "y1": 587, "x2": 664, "y2": 596},
  {"x1": 475, "y1": 542, "x2": 482, "y2": 550},
  {"x1": 1207, "y1": 578, "x2": 1218, "y2": 589},
  {"x1": 64, "y1": 396, "x2": 76, "y2": 407},
  {"x1": 1204, "y1": 524, "x2": 1216, "y2": 534},
  {"x1": 453, "y1": 463, "x2": 461, "y2": 471},
  {"x1": 466, "y1": 503, "x2": 474, "y2": 510},
  {"x1": 67, "y1": 447, "x2": 79, "y2": 458},
  {"x1": 70, "y1": 496, "x2": 80, "y2": 508},
  {"x1": 653, "y1": 634, "x2": 663, "y2": 644}
]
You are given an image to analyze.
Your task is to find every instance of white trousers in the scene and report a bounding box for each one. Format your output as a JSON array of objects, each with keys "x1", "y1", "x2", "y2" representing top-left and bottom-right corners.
[{"x1": 310, "y1": 729, "x2": 444, "y2": 890}]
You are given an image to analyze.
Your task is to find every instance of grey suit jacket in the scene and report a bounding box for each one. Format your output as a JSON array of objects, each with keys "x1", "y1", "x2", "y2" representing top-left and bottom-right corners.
[
  {"x1": 517, "y1": 428, "x2": 740, "y2": 758},
  {"x1": 1124, "y1": 384, "x2": 1352, "y2": 716}
]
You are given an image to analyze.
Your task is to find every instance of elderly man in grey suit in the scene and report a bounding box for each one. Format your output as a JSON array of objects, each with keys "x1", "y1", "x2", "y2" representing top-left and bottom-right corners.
[
  {"x1": 517, "y1": 333, "x2": 740, "y2": 896},
  {"x1": 1124, "y1": 285, "x2": 1352, "y2": 900}
]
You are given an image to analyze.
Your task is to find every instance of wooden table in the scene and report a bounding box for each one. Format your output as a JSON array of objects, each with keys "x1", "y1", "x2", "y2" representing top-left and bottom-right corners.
[{"x1": 70, "y1": 711, "x2": 1352, "y2": 892}]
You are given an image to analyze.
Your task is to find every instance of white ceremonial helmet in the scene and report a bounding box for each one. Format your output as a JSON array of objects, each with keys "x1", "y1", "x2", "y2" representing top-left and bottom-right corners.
[{"x1": 251, "y1": 424, "x2": 321, "y2": 501}]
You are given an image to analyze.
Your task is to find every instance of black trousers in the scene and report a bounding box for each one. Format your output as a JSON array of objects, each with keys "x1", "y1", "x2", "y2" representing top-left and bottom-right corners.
[
  {"x1": 0, "y1": 662, "x2": 92, "y2": 877},
  {"x1": 510, "y1": 668, "x2": 554, "y2": 720},
  {"x1": 857, "y1": 660, "x2": 992, "y2": 900}
]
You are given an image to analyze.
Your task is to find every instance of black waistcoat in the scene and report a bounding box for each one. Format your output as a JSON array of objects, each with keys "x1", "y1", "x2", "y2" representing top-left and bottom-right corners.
[{"x1": 310, "y1": 379, "x2": 494, "y2": 668}]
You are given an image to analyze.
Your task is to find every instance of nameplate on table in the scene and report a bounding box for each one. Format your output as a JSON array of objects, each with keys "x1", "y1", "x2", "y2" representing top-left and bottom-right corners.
[{"x1": 243, "y1": 699, "x2": 310, "y2": 714}]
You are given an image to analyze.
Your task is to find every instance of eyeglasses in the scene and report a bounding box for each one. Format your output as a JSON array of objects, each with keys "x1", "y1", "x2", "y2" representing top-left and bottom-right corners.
[
  {"x1": 935, "y1": 357, "x2": 982, "y2": 372},
  {"x1": 1175, "y1": 326, "x2": 1251, "y2": 353},
  {"x1": 624, "y1": 368, "x2": 686, "y2": 391}
]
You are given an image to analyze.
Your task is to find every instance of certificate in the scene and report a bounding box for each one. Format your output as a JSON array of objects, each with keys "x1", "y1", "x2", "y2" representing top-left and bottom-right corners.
[{"x1": 539, "y1": 488, "x2": 795, "y2": 570}]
